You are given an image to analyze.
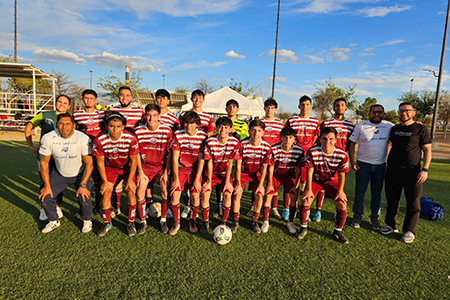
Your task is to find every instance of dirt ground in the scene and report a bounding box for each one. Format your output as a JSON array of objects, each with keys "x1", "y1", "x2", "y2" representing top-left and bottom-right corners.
[{"x1": 2, "y1": 127, "x2": 449, "y2": 160}]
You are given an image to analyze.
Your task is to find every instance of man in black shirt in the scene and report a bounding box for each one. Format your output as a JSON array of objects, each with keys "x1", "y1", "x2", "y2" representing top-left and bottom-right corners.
[{"x1": 380, "y1": 102, "x2": 432, "y2": 243}]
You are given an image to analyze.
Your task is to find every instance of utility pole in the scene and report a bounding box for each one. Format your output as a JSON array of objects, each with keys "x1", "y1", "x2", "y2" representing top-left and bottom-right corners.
[
  {"x1": 14, "y1": 0, "x2": 17, "y2": 62},
  {"x1": 271, "y1": 0, "x2": 281, "y2": 99},
  {"x1": 90, "y1": 70, "x2": 93, "y2": 89}
]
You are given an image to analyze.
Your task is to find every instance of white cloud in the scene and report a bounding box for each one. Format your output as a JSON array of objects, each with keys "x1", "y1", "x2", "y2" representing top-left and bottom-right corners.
[
  {"x1": 287, "y1": 0, "x2": 347, "y2": 14},
  {"x1": 307, "y1": 55, "x2": 324, "y2": 64},
  {"x1": 63, "y1": 9, "x2": 85, "y2": 19},
  {"x1": 328, "y1": 47, "x2": 351, "y2": 61},
  {"x1": 84, "y1": 52, "x2": 160, "y2": 71},
  {"x1": 225, "y1": 50, "x2": 246, "y2": 59},
  {"x1": 267, "y1": 49, "x2": 298, "y2": 63},
  {"x1": 359, "y1": 52, "x2": 375, "y2": 57},
  {"x1": 173, "y1": 60, "x2": 226, "y2": 71},
  {"x1": 380, "y1": 39, "x2": 405, "y2": 46},
  {"x1": 34, "y1": 49, "x2": 86, "y2": 64},
  {"x1": 394, "y1": 56, "x2": 415, "y2": 66},
  {"x1": 267, "y1": 76, "x2": 288, "y2": 82},
  {"x1": 350, "y1": 43, "x2": 358, "y2": 47},
  {"x1": 364, "y1": 47, "x2": 375, "y2": 52},
  {"x1": 358, "y1": 5, "x2": 412, "y2": 17}
]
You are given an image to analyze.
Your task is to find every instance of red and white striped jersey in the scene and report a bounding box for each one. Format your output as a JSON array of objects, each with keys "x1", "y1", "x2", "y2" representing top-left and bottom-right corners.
[
  {"x1": 73, "y1": 109, "x2": 105, "y2": 140},
  {"x1": 134, "y1": 124, "x2": 172, "y2": 168},
  {"x1": 285, "y1": 115, "x2": 320, "y2": 151},
  {"x1": 304, "y1": 145, "x2": 349, "y2": 182},
  {"x1": 92, "y1": 131, "x2": 139, "y2": 169},
  {"x1": 260, "y1": 117, "x2": 284, "y2": 146},
  {"x1": 110, "y1": 105, "x2": 144, "y2": 132},
  {"x1": 203, "y1": 136, "x2": 241, "y2": 174},
  {"x1": 320, "y1": 118, "x2": 355, "y2": 151},
  {"x1": 271, "y1": 142, "x2": 304, "y2": 178},
  {"x1": 239, "y1": 138, "x2": 273, "y2": 175},
  {"x1": 180, "y1": 110, "x2": 215, "y2": 134},
  {"x1": 172, "y1": 129, "x2": 208, "y2": 173},
  {"x1": 159, "y1": 111, "x2": 180, "y2": 132}
]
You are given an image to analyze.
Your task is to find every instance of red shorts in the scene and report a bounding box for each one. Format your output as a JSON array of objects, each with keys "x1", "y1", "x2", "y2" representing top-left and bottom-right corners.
[
  {"x1": 174, "y1": 171, "x2": 199, "y2": 193},
  {"x1": 310, "y1": 180, "x2": 339, "y2": 200},
  {"x1": 238, "y1": 173, "x2": 261, "y2": 193},
  {"x1": 142, "y1": 165, "x2": 163, "y2": 183},
  {"x1": 300, "y1": 166, "x2": 307, "y2": 182},
  {"x1": 269, "y1": 174, "x2": 296, "y2": 195},
  {"x1": 203, "y1": 173, "x2": 233, "y2": 194},
  {"x1": 105, "y1": 167, "x2": 134, "y2": 187}
]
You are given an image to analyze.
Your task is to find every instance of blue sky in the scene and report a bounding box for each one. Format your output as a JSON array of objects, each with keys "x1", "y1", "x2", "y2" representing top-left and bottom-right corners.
[{"x1": 0, "y1": 0, "x2": 448, "y2": 114}]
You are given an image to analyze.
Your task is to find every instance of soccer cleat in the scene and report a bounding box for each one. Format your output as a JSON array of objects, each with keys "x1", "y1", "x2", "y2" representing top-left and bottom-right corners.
[
  {"x1": 271, "y1": 208, "x2": 281, "y2": 219},
  {"x1": 295, "y1": 227, "x2": 308, "y2": 239},
  {"x1": 111, "y1": 208, "x2": 121, "y2": 218},
  {"x1": 169, "y1": 223, "x2": 181, "y2": 235},
  {"x1": 312, "y1": 210, "x2": 321, "y2": 222},
  {"x1": 82, "y1": 220, "x2": 93, "y2": 233},
  {"x1": 261, "y1": 220, "x2": 270, "y2": 233},
  {"x1": 42, "y1": 220, "x2": 60, "y2": 233},
  {"x1": 189, "y1": 220, "x2": 198, "y2": 233},
  {"x1": 160, "y1": 221, "x2": 169, "y2": 234},
  {"x1": 370, "y1": 217, "x2": 381, "y2": 230},
  {"x1": 137, "y1": 222, "x2": 148, "y2": 235},
  {"x1": 212, "y1": 205, "x2": 223, "y2": 218},
  {"x1": 246, "y1": 208, "x2": 254, "y2": 217},
  {"x1": 379, "y1": 225, "x2": 399, "y2": 235},
  {"x1": 401, "y1": 231, "x2": 415, "y2": 243},
  {"x1": 251, "y1": 221, "x2": 261, "y2": 234},
  {"x1": 333, "y1": 229, "x2": 349, "y2": 244},
  {"x1": 287, "y1": 221, "x2": 297, "y2": 234},
  {"x1": 200, "y1": 221, "x2": 210, "y2": 234},
  {"x1": 39, "y1": 208, "x2": 48, "y2": 221},
  {"x1": 56, "y1": 206, "x2": 64, "y2": 219},
  {"x1": 181, "y1": 206, "x2": 191, "y2": 219},
  {"x1": 98, "y1": 223, "x2": 112, "y2": 237},
  {"x1": 127, "y1": 223, "x2": 137, "y2": 237},
  {"x1": 73, "y1": 211, "x2": 81, "y2": 219},
  {"x1": 281, "y1": 209, "x2": 289, "y2": 221},
  {"x1": 351, "y1": 214, "x2": 362, "y2": 228},
  {"x1": 167, "y1": 209, "x2": 173, "y2": 219},
  {"x1": 230, "y1": 221, "x2": 239, "y2": 233}
]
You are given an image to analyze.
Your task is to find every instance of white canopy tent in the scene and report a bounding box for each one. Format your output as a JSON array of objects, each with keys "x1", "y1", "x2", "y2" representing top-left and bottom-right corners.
[{"x1": 181, "y1": 86, "x2": 264, "y2": 117}]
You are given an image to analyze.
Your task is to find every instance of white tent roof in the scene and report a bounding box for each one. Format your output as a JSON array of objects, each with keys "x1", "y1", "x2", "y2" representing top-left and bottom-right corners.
[{"x1": 181, "y1": 86, "x2": 264, "y2": 117}]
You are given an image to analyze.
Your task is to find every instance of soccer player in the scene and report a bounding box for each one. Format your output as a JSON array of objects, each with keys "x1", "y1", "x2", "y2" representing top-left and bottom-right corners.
[
  {"x1": 170, "y1": 111, "x2": 208, "y2": 234},
  {"x1": 265, "y1": 128, "x2": 303, "y2": 235},
  {"x1": 39, "y1": 113, "x2": 93, "y2": 233},
  {"x1": 155, "y1": 88, "x2": 180, "y2": 131},
  {"x1": 312, "y1": 98, "x2": 355, "y2": 222},
  {"x1": 225, "y1": 99, "x2": 249, "y2": 141},
  {"x1": 93, "y1": 111, "x2": 140, "y2": 237},
  {"x1": 233, "y1": 119, "x2": 272, "y2": 233},
  {"x1": 196, "y1": 117, "x2": 241, "y2": 234},
  {"x1": 298, "y1": 127, "x2": 350, "y2": 244},
  {"x1": 135, "y1": 104, "x2": 173, "y2": 234},
  {"x1": 180, "y1": 89, "x2": 215, "y2": 136},
  {"x1": 25, "y1": 94, "x2": 71, "y2": 221}
]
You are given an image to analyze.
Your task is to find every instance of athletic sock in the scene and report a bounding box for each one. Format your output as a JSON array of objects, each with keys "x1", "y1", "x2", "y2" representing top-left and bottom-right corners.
[
  {"x1": 284, "y1": 194, "x2": 290, "y2": 210},
  {"x1": 272, "y1": 195, "x2": 278, "y2": 209},
  {"x1": 102, "y1": 208, "x2": 111, "y2": 224},
  {"x1": 173, "y1": 203, "x2": 180, "y2": 224},
  {"x1": 300, "y1": 205, "x2": 310, "y2": 226},
  {"x1": 316, "y1": 190, "x2": 325, "y2": 211},
  {"x1": 335, "y1": 209, "x2": 347, "y2": 230},
  {"x1": 263, "y1": 206, "x2": 270, "y2": 221},
  {"x1": 137, "y1": 200, "x2": 146, "y2": 222},
  {"x1": 202, "y1": 206, "x2": 210, "y2": 223},
  {"x1": 289, "y1": 205, "x2": 297, "y2": 222},
  {"x1": 222, "y1": 206, "x2": 231, "y2": 223},
  {"x1": 191, "y1": 205, "x2": 199, "y2": 220},
  {"x1": 252, "y1": 211, "x2": 260, "y2": 222},
  {"x1": 128, "y1": 205, "x2": 136, "y2": 223},
  {"x1": 161, "y1": 199, "x2": 168, "y2": 218},
  {"x1": 115, "y1": 190, "x2": 122, "y2": 209},
  {"x1": 233, "y1": 211, "x2": 240, "y2": 222}
]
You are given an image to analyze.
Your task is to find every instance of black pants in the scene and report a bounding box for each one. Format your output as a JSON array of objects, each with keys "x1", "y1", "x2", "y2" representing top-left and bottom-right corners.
[{"x1": 384, "y1": 165, "x2": 422, "y2": 234}]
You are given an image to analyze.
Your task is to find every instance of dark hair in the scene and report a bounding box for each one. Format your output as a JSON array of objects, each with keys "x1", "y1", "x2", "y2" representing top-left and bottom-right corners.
[
  {"x1": 333, "y1": 98, "x2": 347, "y2": 106},
  {"x1": 155, "y1": 89, "x2": 171, "y2": 100},
  {"x1": 320, "y1": 126, "x2": 337, "y2": 138},
  {"x1": 215, "y1": 116, "x2": 233, "y2": 128},
  {"x1": 191, "y1": 89, "x2": 204, "y2": 99},
  {"x1": 280, "y1": 127, "x2": 297, "y2": 137},
  {"x1": 264, "y1": 98, "x2": 278, "y2": 108},
  {"x1": 399, "y1": 102, "x2": 415, "y2": 109},
  {"x1": 299, "y1": 95, "x2": 312, "y2": 105},
  {"x1": 182, "y1": 111, "x2": 201, "y2": 126},
  {"x1": 249, "y1": 119, "x2": 265, "y2": 131},
  {"x1": 82, "y1": 89, "x2": 98, "y2": 98},
  {"x1": 57, "y1": 112, "x2": 75, "y2": 123},
  {"x1": 226, "y1": 99, "x2": 239, "y2": 108},
  {"x1": 118, "y1": 86, "x2": 132, "y2": 94},
  {"x1": 104, "y1": 110, "x2": 127, "y2": 126},
  {"x1": 145, "y1": 103, "x2": 161, "y2": 114},
  {"x1": 370, "y1": 104, "x2": 385, "y2": 113},
  {"x1": 56, "y1": 94, "x2": 71, "y2": 105}
]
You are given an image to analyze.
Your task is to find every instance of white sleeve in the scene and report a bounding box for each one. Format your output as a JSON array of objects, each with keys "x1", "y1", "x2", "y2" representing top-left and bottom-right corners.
[
  {"x1": 348, "y1": 123, "x2": 361, "y2": 143},
  {"x1": 39, "y1": 133, "x2": 52, "y2": 156},
  {"x1": 81, "y1": 134, "x2": 92, "y2": 156}
]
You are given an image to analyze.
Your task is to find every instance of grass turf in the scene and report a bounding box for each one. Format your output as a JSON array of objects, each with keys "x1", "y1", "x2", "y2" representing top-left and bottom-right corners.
[{"x1": 0, "y1": 140, "x2": 449, "y2": 299}]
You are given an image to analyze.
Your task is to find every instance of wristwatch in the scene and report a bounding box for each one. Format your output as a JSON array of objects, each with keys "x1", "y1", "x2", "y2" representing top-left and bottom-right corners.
[
  {"x1": 421, "y1": 168, "x2": 429, "y2": 172},
  {"x1": 81, "y1": 184, "x2": 87, "y2": 188}
]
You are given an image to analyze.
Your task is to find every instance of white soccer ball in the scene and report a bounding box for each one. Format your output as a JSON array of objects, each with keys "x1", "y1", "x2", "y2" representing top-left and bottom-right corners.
[
  {"x1": 213, "y1": 224, "x2": 232, "y2": 245},
  {"x1": 148, "y1": 202, "x2": 161, "y2": 218}
]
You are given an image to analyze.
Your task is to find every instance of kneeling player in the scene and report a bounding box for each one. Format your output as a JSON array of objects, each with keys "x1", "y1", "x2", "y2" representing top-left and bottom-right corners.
[
  {"x1": 93, "y1": 111, "x2": 140, "y2": 237},
  {"x1": 265, "y1": 128, "x2": 303, "y2": 235},
  {"x1": 298, "y1": 127, "x2": 350, "y2": 244},
  {"x1": 171, "y1": 111, "x2": 208, "y2": 234},
  {"x1": 233, "y1": 119, "x2": 272, "y2": 233}
]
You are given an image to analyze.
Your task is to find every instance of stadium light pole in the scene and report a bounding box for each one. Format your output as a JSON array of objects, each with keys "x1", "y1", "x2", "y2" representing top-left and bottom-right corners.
[
  {"x1": 14, "y1": 0, "x2": 17, "y2": 62},
  {"x1": 410, "y1": 78, "x2": 414, "y2": 93},
  {"x1": 271, "y1": 0, "x2": 281, "y2": 99},
  {"x1": 162, "y1": 74, "x2": 166, "y2": 88},
  {"x1": 89, "y1": 70, "x2": 93, "y2": 89}
]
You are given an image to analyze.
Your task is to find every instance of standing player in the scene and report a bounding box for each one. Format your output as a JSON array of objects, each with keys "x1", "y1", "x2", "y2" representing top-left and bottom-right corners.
[
  {"x1": 196, "y1": 117, "x2": 241, "y2": 234},
  {"x1": 170, "y1": 111, "x2": 208, "y2": 234},
  {"x1": 298, "y1": 127, "x2": 350, "y2": 244},
  {"x1": 135, "y1": 104, "x2": 173, "y2": 234},
  {"x1": 93, "y1": 111, "x2": 140, "y2": 237},
  {"x1": 233, "y1": 119, "x2": 272, "y2": 233},
  {"x1": 225, "y1": 99, "x2": 249, "y2": 141},
  {"x1": 155, "y1": 88, "x2": 180, "y2": 131},
  {"x1": 265, "y1": 128, "x2": 303, "y2": 235},
  {"x1": 312, "y1": 98, "x2": 355, "y2": 222}
]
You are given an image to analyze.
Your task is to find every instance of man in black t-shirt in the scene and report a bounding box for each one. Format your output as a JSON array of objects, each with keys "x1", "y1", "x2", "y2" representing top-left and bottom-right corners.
[{"x1": 379, "y1": 102, "x2": 432, "y2": 243}]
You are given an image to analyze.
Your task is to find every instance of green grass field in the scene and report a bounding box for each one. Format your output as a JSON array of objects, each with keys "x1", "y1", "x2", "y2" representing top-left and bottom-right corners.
[{"x1": 1, "y1": 140, "x2": 449, "y2": 299}]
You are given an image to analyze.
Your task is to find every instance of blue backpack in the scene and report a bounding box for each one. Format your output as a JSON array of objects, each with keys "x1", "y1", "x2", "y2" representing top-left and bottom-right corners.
[{"x1": 420, "y1": 197, "x2": 444, "y2": 220}]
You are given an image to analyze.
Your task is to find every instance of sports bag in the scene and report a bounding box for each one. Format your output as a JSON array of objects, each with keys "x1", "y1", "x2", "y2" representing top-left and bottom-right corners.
[{"x1": 420, "y1": 197, "x2": 444, "y2": 220}]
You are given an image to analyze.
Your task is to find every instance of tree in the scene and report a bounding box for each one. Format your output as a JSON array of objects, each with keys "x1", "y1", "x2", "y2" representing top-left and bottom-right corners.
[
  {"x1": 174, "y1": 86, "x2": 189, "y2": 94},
  {"x1": 97, "y1": 71, "x2": 147, "y2": 98},
  {"x1": 195, "y1": 76, "x2": 214, "y2": 94},
  {"x1": 276, "y1": 105, "x2": 295, "y2": 121},
  {"x1": 311, "y1": 77, "x2": 358, "y2": 121},
  {"x1": 438, "y1": 91, "x2": 450, "y2": 138},
  {"x1": 355, "y1": 97, "x2": 377, "y2": 120},
  {"x1": 384, "y1": 110, "x2": 399, "y2": 124},
  {"x1": 397, "y1": 89, "x2": 435, "y2": 123}
]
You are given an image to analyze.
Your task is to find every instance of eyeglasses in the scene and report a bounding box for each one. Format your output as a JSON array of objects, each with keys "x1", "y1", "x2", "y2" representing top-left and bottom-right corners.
[{"x1": 398, "y1": 109, "x2": 415, "y2": 113}]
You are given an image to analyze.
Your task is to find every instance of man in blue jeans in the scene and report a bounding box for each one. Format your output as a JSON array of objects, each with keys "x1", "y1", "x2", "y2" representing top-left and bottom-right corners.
[{"x1": 348, "y1": 104, "x2": 393, "y2": 229}]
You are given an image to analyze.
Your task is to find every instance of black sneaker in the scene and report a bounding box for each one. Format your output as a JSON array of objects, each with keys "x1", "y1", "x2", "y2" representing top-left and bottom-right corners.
[
  {"x1": 160, "y1": 221, "x2": 169, "y2": 234},
  {"x1": 127, "y1": 223, "x2": 137, "y2": 237},
  {"x1": 200, "y1": 221, "x2": 210, "y2": 234},
  {"x1": 189, "y1": 220, "x2": 198, "y2": 233},
  {"x1": 251, "y1": 221, "x2": 261, "y2": 234},
  {"x1": 97, "y1": 223, "x2": 112, "y2": 237},
  {"x1": 369, "y1": 217, "x2": 381, "y2": 230},
  {"x1": 137, "y1": 222, "x2": 147, "y2": 235},
  {"x1": 333, "y1": 229, "x2": 349, "y2": 244},
  {"x1": 230, "y1": 221, "x2": 239, "y2": 233},
  {"x1": 295, "y1": 227, "x2": 308, "y2": 239}
]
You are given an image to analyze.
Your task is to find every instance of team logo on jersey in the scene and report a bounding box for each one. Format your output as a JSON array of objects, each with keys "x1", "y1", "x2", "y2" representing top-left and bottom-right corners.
[
  {"x1": 61, "y1": 146, "x2": 68, "y2": 152},
  {"x1": 267, "y1": 127, "x2": 272, "y2": 132},
  {"x1": 187, "y1": 143, "x2": 194, "y2": 150},
  {"x1": 282, "y1": 157, "x2": 289, "y2": 164},
  {"x1": 250, "y1": 152, "x2": 257, "y2": 159},
  {"x1": 336, "y1": 127, "x2": 342, "y2": 133},
  {"x1": 373, "y1": 128, "x2": 380, "y2": 134},
  {"x1": 219, "y1": 150, "x2": 226, "y2": 156},
  {"x1": 88, "y1": 118, "x2": 94, "y2": 125},
  {"x1": 150, "y1": 138, "x2": 157, "y2": 144},
  {"x1": 301, "y1": 125, "x2": 307, "y2": 131},
  {"x1": 113, "y1": 147, "x2": 119, "y2": 153}
]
